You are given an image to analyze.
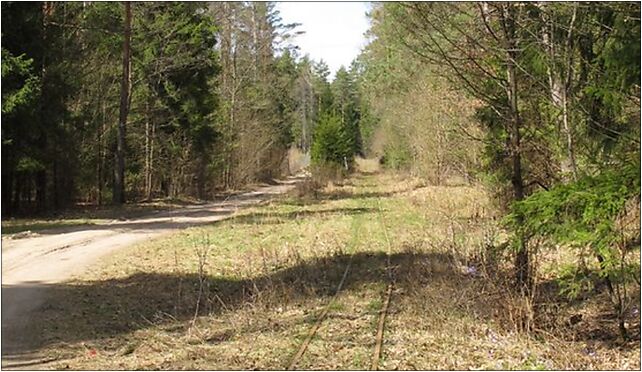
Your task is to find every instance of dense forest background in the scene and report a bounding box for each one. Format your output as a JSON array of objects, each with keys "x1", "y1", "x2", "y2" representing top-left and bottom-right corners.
[{"x1": 2, "y1": 1, "x2": 365, "y2": 215}]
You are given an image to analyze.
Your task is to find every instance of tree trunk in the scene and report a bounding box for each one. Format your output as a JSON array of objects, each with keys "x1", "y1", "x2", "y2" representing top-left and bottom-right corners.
[
  {"x1": 114, "y1": 1, "x2": 131, "y2": 205},
  {"x1": 35, "y1": 169, "x2": 46, "y2": 212},
  {"x1": 52, "y1": 158, "x2": 60, "y2": 210},
  {"x1": 220, "y1": 2, "x2": 236, "y2": 189},
  {"x1": 561, "y1": 89, "x2": 578, "y2": 180},
  {"x1": 3, "y1": 170, "x2": 14, "y2": 216},
  {"x1": 145, "y1": 121, "x2": 155, "y2": 201},
  {"x1": 562, "y1": 4, "x2": 579, "y2": 180},
  {"x1": 502, "y1": 4, "x2": 529, "y2": 289},
  {"x1": 97, "y1": 103, "x2": 106, "y2": 205},
  {"x1": 197, "y1": 154, "x2": 206, "y2": 200},
  {"x1": 436, "y1": 128, "x2": 445, "y2": 186},
  {"x1": 596, "y1": 254, "x2": 629, "y2": 340},
  {"x1": 541, "y1": 2, "x2": 579, "y2": 181},
  {"x1": 251, "y1": 3, "x2": 259, "y2": 80},
  {"x1": 37, "y1": 2, "x2": 52, "y2": 213},
  {"x1": 96, "y1": 131, "x2": 102, "y2": 205},
  {"x1": 13, "y1": 173, "x2": 22, "y2": 214},
  {"x1": 144, "y1": 101, "x2": 153, "y2": 201}
]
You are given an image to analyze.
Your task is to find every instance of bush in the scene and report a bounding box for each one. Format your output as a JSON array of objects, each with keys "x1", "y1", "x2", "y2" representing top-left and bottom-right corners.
[
  {"x1": 311, "y1": 113, "x2": 353, "y2": 169},
  {"x1": 295, "y1": 162, "x2": 346, "y2": 199},
  {"x1": 380, "y1": 142, "x2": 412, "y2": 171},
  {"x1": 506, "y1": 159, "x2": 641, "y2": 339}
]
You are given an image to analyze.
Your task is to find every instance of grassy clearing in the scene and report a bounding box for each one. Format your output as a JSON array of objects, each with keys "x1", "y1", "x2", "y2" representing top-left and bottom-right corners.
[{"x1": 25, "y1": 171, "x2": 640, "y2": 370}]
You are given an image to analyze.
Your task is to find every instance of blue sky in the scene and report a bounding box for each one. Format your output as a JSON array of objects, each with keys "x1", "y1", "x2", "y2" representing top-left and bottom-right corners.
[{"x1": 276, "y1": 2, "x2": 371, "y2": 78}]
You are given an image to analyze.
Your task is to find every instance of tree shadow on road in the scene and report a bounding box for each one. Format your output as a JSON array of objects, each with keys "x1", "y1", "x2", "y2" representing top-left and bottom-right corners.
[{"x1": 2, "y1": 187, "x2": 295, "y2": 237}]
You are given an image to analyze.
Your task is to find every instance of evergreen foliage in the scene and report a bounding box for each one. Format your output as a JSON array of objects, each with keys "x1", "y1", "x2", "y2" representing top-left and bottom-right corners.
[
  {"x1": 310, "y1": 113, "x2": 353, "y2": 168},
  {"x1": 1, "y1": 48, "x2": 40, "y2": 116},
  {"x1": 509, "y1": 161, "x2": 639, "y2": 252}
]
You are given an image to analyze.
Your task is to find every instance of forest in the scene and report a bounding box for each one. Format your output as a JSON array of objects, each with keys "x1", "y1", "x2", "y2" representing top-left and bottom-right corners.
[
  {"x1": 3, "y1": 2, "x2": 324, "y2": 211},
  {"x1": 1, "y1": 1, "x2": 640, "y2": 370}
]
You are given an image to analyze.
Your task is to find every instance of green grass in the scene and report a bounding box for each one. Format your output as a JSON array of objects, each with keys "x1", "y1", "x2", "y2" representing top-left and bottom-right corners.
[
  {"x1": 366, "y1": 298, "x2": 382, "y2": 313},
  {"x1": 326, "y1": 300, "x2": 346, "y2": 312}
]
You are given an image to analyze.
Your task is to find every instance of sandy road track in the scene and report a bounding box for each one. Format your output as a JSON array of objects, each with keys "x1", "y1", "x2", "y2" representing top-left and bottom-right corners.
[{"x1": 1, "y1": 177, "x2": 300, "y2": 366}]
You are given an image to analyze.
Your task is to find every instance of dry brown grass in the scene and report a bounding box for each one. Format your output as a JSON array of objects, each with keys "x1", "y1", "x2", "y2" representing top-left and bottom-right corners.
[
  {"x1": 354, "y1": 156, "x2": 381, "y2": 174},
  {"x1": 294, "y1": 162, "x2": 348, "y2": 200},
  {"x1": 22, "y1": 171, "x2": 641, "y2": 370},
  {"x1": 287, "y1": 147, "x2": 310, "y2": 175}
]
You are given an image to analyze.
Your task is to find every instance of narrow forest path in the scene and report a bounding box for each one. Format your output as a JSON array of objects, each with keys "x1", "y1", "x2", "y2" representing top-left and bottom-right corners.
[{"x1": 1, "y1": 176, "x2": 302, "y2": 367}]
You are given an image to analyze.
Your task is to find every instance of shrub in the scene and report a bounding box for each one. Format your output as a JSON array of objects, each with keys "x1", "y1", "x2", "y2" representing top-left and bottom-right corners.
[
  {"x1": 506, "y1": 159, "x2": 641, "y2": 339},
  {"x1": 294, "y1": 162, "x2": 345, "y2": 199},
  {"x1": 310, "y1": 113, "x2": 353, "y2": 169},
  {"x1": 381, "y1": 142, "x2": 412, "y2": 171}
]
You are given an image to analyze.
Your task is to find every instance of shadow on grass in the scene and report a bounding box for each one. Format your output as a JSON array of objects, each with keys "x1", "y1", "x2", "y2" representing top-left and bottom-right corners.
[
  {"x1": 2, "y1": 210, "x2": 236, "y2": 236},
  {"x1": 533, "y1": 275, "x2": 641, "y2": 343},
  {"x1": 228, "y1": 207, "x2": 377, "y2": 225},
  {"x1": 282, "y1": 190, "x2": 407, "y2": 207},
  {"x1": 2, "y1": 189, "x2": 303, "y2": 237},
  {"x1": 1, "y1": 222, "x2": 98, "y2": 235},
  {"x1": 1, "y1": 251, "x2": 456, "y2": 357},
  {"x1": 3, "y1": 206, "x2": 376, "y2": 238}
]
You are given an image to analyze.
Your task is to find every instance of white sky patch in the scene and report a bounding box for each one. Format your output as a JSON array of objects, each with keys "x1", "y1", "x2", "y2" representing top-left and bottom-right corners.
[{"x1": 276, "y1": 2, "x2": 370, "y2": 78}]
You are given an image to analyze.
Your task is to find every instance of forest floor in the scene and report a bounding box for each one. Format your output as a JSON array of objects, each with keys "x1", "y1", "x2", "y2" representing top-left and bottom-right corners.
[{"x1": 2, "y1": 169, "x2": 640, "y2": 370}]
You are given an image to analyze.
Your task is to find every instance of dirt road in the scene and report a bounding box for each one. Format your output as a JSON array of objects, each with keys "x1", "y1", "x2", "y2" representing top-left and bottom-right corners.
[{"x1": 1, "y1": 178, "x2": 300, "y2": 366}]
